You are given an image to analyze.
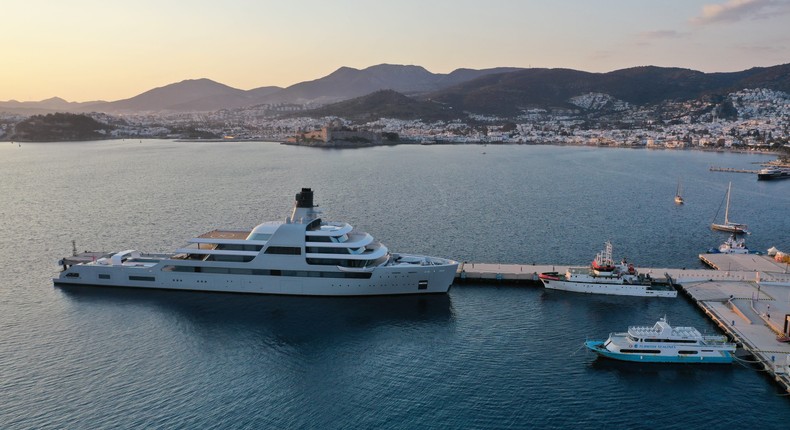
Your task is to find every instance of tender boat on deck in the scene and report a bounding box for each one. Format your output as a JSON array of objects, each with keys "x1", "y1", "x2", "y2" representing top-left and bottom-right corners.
[{"x1": 586, "y1": 316, "x2": 736, "y2": 363}]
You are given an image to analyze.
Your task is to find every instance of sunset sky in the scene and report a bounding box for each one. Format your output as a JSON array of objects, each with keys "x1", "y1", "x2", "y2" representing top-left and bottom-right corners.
[{"x1": 3, "y1": 0, "x2": 789, "y2": 102}]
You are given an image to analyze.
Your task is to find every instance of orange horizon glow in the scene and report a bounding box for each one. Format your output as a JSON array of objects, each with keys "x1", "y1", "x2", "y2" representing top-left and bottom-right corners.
[{"x1": 2, "y1": 0, "x2": 788, "y2": 102}]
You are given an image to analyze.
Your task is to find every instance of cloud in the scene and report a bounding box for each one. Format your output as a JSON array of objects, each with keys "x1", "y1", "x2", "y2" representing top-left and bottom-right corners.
[{"x1": 691, "y1": 0, "x2": 789, "y2": 25}]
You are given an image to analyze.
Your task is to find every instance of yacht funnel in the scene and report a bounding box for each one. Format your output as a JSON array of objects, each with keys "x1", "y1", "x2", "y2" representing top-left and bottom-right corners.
[{"x1": 295, "y1": 188, "x2": 314, "y2": 208}]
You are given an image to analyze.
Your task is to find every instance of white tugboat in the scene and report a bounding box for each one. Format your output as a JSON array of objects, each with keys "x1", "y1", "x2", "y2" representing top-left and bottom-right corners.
[
  {"x1": 538, "y1": 241, "x2": 677, "y2": 297},
  {"x1": 55, "y1": 188, "x2": 458, "y2": 296},
  {"x1": 586, "y1": 316, "x2": 737, "y2": 363}
]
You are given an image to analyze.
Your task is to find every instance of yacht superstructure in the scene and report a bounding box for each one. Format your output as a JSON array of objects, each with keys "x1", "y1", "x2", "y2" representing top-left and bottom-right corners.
[{"x1": 55, "y1": 188, "x2": 458, "y2": 296}]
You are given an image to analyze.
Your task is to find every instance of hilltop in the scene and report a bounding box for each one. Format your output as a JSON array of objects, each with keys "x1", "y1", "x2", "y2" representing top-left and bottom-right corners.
[
  {"x1": 288, "y1": 90, "x2": 457, "y2": 122},
  {"x1": 8, "y1": 113, "x2": 114, "y2": 141}
]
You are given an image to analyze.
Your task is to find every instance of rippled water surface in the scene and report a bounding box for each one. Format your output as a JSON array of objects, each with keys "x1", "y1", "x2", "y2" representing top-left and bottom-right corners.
[{"x1": 1, "y1": 141, "x2": 789, "y2": 429}]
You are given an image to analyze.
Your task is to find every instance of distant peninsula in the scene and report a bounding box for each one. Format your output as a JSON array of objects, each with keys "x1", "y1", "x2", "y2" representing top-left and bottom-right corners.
[{"x1": 8, "y1": 113, "x2": 113, "y2": 142}]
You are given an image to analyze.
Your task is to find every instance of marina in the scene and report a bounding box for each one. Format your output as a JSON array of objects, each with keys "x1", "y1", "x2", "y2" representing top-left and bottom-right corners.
[
  {"x1": 5, "y1": 142, "x2": 790, "y2": 428},
  {"x1": 456, "y1": 253, "x2": 790, "y2": 392}
]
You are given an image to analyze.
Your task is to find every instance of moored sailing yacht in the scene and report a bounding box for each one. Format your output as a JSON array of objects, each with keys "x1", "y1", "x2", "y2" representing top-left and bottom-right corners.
[
  {"x1": 55, "y1": 188, "x2": 458, "y2": 296},
  {"x1": 585, "y1": 316, "x2": 737, "y2": 363},
  {"x1": 538, "y1": 241, "x2": 677, "y2": 298},
  {"x1": 674, "y1": 179, "x2": 684, "y2": 205},
  {"x1": 711, "y1": 182, "x2": 748, "y2": 234}
]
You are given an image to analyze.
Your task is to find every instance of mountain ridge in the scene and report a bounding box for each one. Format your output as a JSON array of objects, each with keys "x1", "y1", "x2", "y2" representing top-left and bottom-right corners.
[{"x1": 1, "y1": 63, "x2": 788, "y2": 116}]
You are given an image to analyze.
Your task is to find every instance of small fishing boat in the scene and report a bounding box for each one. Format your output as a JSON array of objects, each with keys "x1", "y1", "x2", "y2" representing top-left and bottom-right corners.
[{"x1": 586, "y1": 316, "x2": 736, "y2": 363}]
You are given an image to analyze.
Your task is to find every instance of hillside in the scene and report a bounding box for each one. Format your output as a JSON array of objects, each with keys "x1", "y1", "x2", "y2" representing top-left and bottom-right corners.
[
  {"x1": 258, "y1": 64, "x2": 525, "y2": 105},
  {"x1": 288, "y1": 90, "x2": 458, "y2": 122},
  {"x1": 2, "y1": 63, "x2": 788, "y2": 117},
  {"x1": 427, "y1": 63, "x2": 790, "y2": 116},
  {"x1": 9, "y1": 113, "x2": 114, "y2": 141}
]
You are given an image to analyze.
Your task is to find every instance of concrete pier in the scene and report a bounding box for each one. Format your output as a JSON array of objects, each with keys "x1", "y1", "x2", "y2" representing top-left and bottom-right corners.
[{"x1": 456, "y1": 254, "x2": 790, "y2": 393}]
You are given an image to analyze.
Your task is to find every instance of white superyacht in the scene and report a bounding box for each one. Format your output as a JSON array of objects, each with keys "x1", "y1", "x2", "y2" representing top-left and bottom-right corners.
[{"x1": 55, "y1": 188, "x2": 458, "y2": 296}]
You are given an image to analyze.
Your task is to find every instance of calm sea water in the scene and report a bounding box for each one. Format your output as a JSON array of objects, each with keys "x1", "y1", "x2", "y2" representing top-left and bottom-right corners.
[{"x1": 1, "y1": 141, "x2": 789, "y2": 429}]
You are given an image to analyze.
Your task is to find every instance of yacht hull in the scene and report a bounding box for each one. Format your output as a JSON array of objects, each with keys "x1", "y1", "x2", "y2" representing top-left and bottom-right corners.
[
  {"x1": 585, "y1": 340, "x2": 733, "y2": 363},
  {"x1": 55, "y1": 256, "x2": 458, "y2": 296}
]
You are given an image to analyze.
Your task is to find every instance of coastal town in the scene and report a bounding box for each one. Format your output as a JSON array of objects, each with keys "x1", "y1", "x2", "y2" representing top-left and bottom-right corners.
[{"x1": 1, "y1": 88, "x2": 788, "y2": 152}]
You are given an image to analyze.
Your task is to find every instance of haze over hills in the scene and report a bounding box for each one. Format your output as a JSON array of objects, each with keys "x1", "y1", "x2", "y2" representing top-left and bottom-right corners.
[
  {"x1": 0, "y1": 64, "x2": 521, "y2": 114},
  {"x1": 1, "y1": 63, "x2": 788, "y2": 118},
  {"x1": 96, "y1": 79, "x2": 282, "y2": 113},
  {"x1": 259, "y1": 64, "x2": 524, "y2": 105}
]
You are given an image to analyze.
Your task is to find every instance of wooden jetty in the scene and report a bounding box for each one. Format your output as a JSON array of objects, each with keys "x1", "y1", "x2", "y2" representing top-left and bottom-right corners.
[
  {"x1": 709, "y1": 166, "x2": 760, "y2": 174},
  {"x1": 456, "y1": 254, "x2": 790, "y2": 393}
]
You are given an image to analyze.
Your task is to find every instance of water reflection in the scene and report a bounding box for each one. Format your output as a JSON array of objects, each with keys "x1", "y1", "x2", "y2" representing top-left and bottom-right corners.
[{"x1": 57, "y1": 285, "x2": 454, "y2": 341}]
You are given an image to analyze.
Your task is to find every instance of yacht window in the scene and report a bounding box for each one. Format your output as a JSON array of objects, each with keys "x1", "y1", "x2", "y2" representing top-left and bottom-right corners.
[
  {"x1": 249, "y1": 233, "x2": 272, "y2": 241},
  {"x1": 215, "y1": 244, "x2": 263, "y2": 252},
  {"x1": 205, "y1": 254, "x2": 255, "y2": 263},
  {"x1": 98, "y1": 274, "x2": 110, "y2": 279},
  {"x1": 678, "y1": 350, "x2": 698, "y2": 355},
  {"x1": 620, "y1": 349, "x2": 660, "y2": 354},
  {"x1": 160, "y1": 265, "x2": 371, "y2": 279},
  {"x1": 307, "y1": 247, "x2": 350, "y2": 255},
  {"x1": 265, "y1": 246, "x2": 302, "y2": 255}
]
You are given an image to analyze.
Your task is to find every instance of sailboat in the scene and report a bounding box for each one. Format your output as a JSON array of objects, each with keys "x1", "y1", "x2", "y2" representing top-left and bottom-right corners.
[
  {"x1": 674, "y1": 179, "x2": 684, "y2": 204},
  {"x1": 711, "y1": 182, "x2": 748, "y2": 234}
]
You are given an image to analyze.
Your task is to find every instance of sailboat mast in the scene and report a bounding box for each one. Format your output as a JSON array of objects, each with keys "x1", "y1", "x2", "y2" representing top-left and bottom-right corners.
[{"x1": 724, "y1": 182, "x2": 731, "y2": 224}]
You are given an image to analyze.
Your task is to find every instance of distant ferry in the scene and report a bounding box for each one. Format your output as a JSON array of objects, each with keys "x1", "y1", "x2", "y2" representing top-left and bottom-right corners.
[
  {"x1": 585, "y1": 316, "x2": 736, "y2": 363},
  {"x1": 538, "y1": 241, "x2": 677, "y2": 298},
  {"x1": 55, "y1": 188, "x2": 458, "y2": 296},
  {"x1": 757, "y1": 167, "x2": 790, "y2": 180}
]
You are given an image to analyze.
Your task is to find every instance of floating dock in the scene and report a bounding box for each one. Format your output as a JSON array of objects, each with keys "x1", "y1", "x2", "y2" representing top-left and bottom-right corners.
[
  {"x1": 456, "y1": 254, "x2": 790, "y2": 393},
  {"x1": 709, "y1": 166, "x2": 760, "y2": 174}
]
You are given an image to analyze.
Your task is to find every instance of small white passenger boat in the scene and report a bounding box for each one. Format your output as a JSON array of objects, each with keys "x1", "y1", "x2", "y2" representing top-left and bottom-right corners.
[
  {"x1": 585, "y1": 316, "x2": 736, "y2": 363},
  {"x1": 707, "y1": 234, "x2": 751, "y2": 255}
]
